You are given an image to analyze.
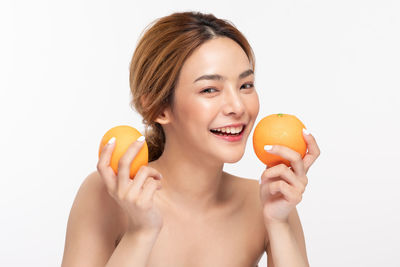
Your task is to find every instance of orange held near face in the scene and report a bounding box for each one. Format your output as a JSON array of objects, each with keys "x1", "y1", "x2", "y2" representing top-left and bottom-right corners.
[
  {"x1": 98, "y1": 125, "x2": 148, "y2": 179},
  {"x1": 253, "y1": 113, "x2": 307, "y2": 168}
]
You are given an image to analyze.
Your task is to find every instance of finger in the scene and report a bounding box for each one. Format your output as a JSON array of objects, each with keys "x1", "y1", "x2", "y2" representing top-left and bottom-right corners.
[
  {"x1": 269, "y1": 180, "x2": 302, "y2": 203},
  {"x1": 117, "y1": 137, "x2": 146, "y2": 189},
  {"x1": 302, "y1": 129, "x2": 321, "y2": 173},
  {"x1": 261, "y1": 164, "x2": 303, "y2": 190},
  {"x1": 264, "y1": 145, "x2": 305, "y2": 176},
  {"x1": 137, "y1": 178, "x2": 162, "y2": 204},
  {"x1": 97, "y1": 138, "x2": 117, "y2": 193},
  {"x1": 125, "y1": 166, "x2": 162, "y2": 197}
]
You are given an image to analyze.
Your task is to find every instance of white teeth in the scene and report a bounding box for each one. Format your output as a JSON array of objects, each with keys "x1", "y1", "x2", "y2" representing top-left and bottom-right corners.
[{"x1": 211, "y1": 125, "x2": 244, "y2": 134}]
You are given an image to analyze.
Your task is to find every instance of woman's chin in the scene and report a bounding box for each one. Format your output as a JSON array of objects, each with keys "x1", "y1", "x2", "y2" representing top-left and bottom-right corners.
[
  {"x1": 224, "y1": 158, "x2": 241, "y2": 164},
  {"x1": 221, "y1": 151, "x2": 245, "y2": 163}
]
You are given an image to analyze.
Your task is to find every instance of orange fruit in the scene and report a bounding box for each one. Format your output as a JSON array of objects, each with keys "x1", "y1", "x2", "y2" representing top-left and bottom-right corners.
[
  {"x1": 98, "y1": 125, "x2": 148, "y2": 179},
  {"x1": 252, "y1": 113, "x2": 307, "y2": 168}
]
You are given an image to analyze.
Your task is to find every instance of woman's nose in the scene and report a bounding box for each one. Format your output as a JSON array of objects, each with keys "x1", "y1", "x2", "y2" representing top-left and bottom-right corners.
[{"x1": 222, "y1": 87, "x2": 245, "y2": 117}]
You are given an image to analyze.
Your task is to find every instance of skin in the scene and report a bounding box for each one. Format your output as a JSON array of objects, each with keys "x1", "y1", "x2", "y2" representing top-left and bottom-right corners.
[{"x1": 61, "y1": 36, "x2": 320, "y2": 267}]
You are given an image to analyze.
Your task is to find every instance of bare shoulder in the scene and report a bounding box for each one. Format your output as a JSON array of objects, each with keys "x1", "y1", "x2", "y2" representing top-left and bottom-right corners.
[
  {"x1": 224, "y1": 171, "x2": 261, "y2": 203},
  {"x1": 72, "y1": 170, "x2": 126, "y2": 227},
  {"x1": 76, "y1": 170, "x2": 126, "y2": 227},
  {"x1": 223, "y1": 171, "x2": 264, "y2": 220},
  {"x1": 61, "y1": 171, "x2": 126, "y2": 266}
]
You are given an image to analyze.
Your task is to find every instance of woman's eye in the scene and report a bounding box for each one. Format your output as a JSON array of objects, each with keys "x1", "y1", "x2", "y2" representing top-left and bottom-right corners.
[
  {"x1": 241, "y1": 83, "x2": 254, "y2": 89},
  {"x1": 201, "y1": 88, "x2": 218, "y2": 94},
  {"x1": 201, "y1": 83, "x2": 253, "y2": 94}
]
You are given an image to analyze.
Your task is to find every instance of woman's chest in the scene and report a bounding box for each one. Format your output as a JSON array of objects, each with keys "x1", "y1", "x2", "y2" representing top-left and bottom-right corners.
[{"x1": 145, "y1": 205, "x2": 266, "y2": 267}]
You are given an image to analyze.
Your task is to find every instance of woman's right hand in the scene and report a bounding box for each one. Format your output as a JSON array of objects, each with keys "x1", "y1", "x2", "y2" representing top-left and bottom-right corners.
[{"x1": 97, "y1": 137, "x2": 164, "y2": 235}]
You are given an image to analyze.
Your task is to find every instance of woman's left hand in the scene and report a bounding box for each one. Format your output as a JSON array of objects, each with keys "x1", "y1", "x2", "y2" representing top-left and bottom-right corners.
[{"x1": 260, "y1": 130, "x2": 320, "y2": 225}]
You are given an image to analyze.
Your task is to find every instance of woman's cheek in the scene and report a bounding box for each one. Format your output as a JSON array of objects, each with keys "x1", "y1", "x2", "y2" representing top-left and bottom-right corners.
[{"x1": 248, "y1": 91, "x2": 260, "y2": 118}]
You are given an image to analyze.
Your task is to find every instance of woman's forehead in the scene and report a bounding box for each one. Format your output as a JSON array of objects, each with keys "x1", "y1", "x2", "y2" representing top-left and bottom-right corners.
[{"x1": 179, "y1": 37, "x2": 253, "y2": 83}]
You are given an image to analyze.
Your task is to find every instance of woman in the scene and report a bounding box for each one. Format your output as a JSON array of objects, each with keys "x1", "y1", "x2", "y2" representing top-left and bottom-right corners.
[{"x1": 62, "y1": 11, "x2": 320, "y2": 267}]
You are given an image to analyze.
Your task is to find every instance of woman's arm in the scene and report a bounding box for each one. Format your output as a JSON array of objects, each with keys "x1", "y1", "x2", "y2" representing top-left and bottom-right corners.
[
  {"x1": 265, "y1": 208, "x2": 309, "y2": 267},
  {"x1": 260, "y1": 130, "x2": 319, "y2": 267}
]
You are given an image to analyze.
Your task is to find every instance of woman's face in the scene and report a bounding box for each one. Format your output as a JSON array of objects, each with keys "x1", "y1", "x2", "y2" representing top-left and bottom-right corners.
[{"x1": 165, "y1": 37, "x2": 260, "y2": 163}]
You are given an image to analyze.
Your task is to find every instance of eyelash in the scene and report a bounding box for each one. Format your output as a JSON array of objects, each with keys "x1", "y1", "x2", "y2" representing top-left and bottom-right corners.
[{"x1": 201, "y1": 83, "x2": 254, "y2": 94}]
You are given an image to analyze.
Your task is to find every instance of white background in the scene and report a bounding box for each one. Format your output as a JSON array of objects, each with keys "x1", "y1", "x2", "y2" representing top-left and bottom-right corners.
[{"x1": 1, "y1": 0, "x2": 399, "y2": 266}]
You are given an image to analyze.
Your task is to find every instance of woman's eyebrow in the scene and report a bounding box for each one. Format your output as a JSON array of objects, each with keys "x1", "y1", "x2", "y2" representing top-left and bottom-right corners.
[{"x1": 193, "y1": 69, "x2": 254, "y2": 83}]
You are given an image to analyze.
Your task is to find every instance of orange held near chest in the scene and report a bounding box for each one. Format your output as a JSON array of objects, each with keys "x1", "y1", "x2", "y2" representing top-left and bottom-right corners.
[{"x1": 252, "y1": 113, "x2": 307, "y2": 168}]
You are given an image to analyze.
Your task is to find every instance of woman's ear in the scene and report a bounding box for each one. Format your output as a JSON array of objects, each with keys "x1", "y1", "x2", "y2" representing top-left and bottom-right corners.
[
  {"x1": 140, "y1": 94, "x2": 173, "y2": 125},
  {"x1": 155, "y1": 106, "x2": 172, "y2": 125}
]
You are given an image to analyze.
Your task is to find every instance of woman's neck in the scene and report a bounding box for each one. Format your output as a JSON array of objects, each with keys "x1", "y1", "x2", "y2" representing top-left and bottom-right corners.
[{"x1": 148, "y1": 142, "x2": 229, "y2": 215}]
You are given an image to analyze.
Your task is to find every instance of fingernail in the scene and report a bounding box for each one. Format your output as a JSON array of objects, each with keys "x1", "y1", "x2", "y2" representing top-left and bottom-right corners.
[
  {"x1": 303, "y1": 128, "x2": 311, "y2": 135},
  {"x1": 259, "y1": 177, "x2": 262, "y2": 184},
  {"x1": 264, "y1": 145, "x2": 273, "y2": 151},
  {"x1": 107, "y1": 137, "x2": 116, "y2": 145},
  {"x1": 137, "y1": 135, "x2": 145, "y2": 142}
]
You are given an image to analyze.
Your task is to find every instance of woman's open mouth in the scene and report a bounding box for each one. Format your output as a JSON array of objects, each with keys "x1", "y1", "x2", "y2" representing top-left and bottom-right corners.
[{"x1": 209, "y1": 124, "x2": 246, "y2": 142}]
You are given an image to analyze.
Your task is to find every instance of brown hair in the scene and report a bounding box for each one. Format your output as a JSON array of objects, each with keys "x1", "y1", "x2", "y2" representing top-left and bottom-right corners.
[{"x1": 129, "y1": 11, "x2": 255, "y2": 162}]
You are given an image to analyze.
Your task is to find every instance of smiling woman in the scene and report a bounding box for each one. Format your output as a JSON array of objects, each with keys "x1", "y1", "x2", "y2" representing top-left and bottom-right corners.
[
  {"x1": 62, "y1": 11, "x2": 314, "y2": 267},
  {"x1": 129, "y1": 12, "x2": 256, "y2": 163}
]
